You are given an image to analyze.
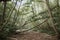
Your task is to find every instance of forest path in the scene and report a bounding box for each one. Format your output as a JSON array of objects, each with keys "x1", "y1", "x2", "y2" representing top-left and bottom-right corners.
[{"x1": 8, "y1": 31, "x2": 57, "y2": 40}]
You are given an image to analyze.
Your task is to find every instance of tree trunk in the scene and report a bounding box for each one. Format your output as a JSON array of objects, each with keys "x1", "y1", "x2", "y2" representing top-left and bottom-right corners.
[{"x1": 45, "y1": 0, "x2": 58, "y2": 34}]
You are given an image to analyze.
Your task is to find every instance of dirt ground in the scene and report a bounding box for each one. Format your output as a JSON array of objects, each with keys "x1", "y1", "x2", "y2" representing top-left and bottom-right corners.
[{"x1": 8, "y1": 31, "x2": 58, "y2": 40}]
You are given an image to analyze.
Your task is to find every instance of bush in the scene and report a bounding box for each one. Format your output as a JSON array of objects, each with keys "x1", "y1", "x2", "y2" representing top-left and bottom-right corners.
[{"x1": 0, "y1": 24, "x2": 18, "y2": 40}]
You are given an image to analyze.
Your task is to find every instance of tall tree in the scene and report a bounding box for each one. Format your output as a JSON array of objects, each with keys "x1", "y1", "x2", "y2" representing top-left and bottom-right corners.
[{"x1": 45, "y1": 0, "x2": 58, "y2": 34}]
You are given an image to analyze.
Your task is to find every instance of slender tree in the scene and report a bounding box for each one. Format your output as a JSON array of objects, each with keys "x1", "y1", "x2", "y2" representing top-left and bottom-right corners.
[{"x1": 45, "y1": 0, "x2": 58, "y2": 34}]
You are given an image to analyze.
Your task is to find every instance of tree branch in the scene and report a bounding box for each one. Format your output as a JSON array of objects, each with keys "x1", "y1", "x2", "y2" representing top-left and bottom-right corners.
[
  {"x1": 16, "y1": 19, "x2": 48, "y2": 33},
  {"x1": 21, "y1": 6, "x2": 57, "y2": 27}
]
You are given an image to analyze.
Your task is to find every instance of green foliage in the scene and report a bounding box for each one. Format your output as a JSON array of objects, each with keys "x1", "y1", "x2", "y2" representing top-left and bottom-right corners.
[
  {"x1": 0, "y1": 1, "x2": 18, "y2": 40},
  {"x1": 0, "y1": 23, "x2": 18, "y2": 40},
  {"x1": 0, "y1": 0, "x2": 60, "y2": 40}
]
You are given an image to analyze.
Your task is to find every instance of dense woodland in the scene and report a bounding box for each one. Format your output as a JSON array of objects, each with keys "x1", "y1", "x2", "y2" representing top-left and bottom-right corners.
[{"x1": 0, "y1": 0, "x2": 60, "y2": 40}]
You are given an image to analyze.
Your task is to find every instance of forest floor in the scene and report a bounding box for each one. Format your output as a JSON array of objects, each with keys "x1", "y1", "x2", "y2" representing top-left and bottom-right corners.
[{"x1": 8, "y1": 31, "x2": 58, "y2": 40}]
